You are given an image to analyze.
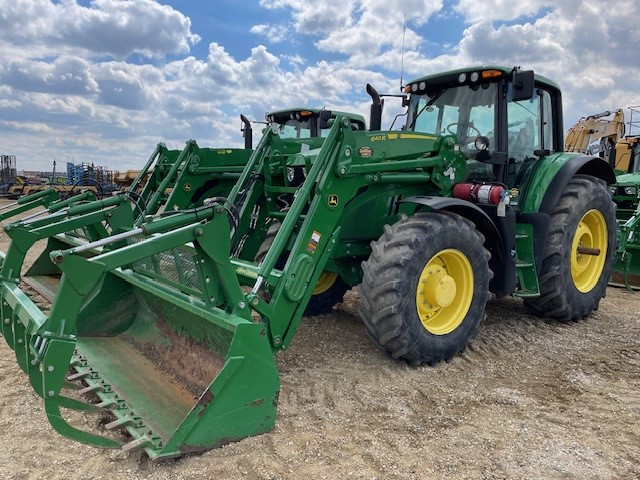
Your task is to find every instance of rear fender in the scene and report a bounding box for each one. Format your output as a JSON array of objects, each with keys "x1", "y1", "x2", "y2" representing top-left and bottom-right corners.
[
  {"x1": 540, "y1": 155, "x2": 616, "y2": 214},
  {"x1": 522, "y1": 154, "x2": 616, "y2": 215}
]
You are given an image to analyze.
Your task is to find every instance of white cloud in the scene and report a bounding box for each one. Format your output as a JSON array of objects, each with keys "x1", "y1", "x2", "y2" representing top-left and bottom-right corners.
[
  {"x1": 1, "y1": 121, "x2": 53, "y2": 134},
  {"x1": 259, "y1": 0, "x2": 357, "y2": 34},
  {"x1": 250, "y1": 23, "x2": 290, "y2": 43},
  {"x1": 454, "y1": 0, "x2": 556, "y2": 23},
  {"x1": 0, "y1": 0, "x2": 199, "y2": 59},
  {"x1": 284, "y1": 54, "x2": 305, "y2": 67},
  {"x1": 0, "y1": 56, "x2": 99, "y2": 95}
]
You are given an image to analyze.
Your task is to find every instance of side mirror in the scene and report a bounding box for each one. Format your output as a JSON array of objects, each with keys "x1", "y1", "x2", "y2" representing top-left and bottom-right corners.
[
  {"x1": 318, "y1": 110, "x2": 333, "y2": 130},
  {"x1": 512, "y1": 70, "x2": 534, "y2": 101}
]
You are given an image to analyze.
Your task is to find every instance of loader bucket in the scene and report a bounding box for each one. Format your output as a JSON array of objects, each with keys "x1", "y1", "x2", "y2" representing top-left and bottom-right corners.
[{"x1": 0, "y1": 205, "x2": 279, "y2": 459}]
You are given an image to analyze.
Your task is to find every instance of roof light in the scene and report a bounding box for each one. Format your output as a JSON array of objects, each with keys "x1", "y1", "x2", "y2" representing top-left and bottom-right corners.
[
  {"x1": 470, "y1": 71, "x2": 479, "y2": 82},
  {"x1": 299, "y1": 110, "x2": 313, "y2": 117},
  {"x1": 404, "y1": 85, "x2": 412, "y2": 93},
  {"x1": 458, "y1": 73, "x2": 467, "y2": 83},
  {"x1": 419, "y1": 81, "x2": 426, "y2": 90},
  {"x1": 411, "y1": 83, "x2": 418, "y2": 92},
  {"x1": 481, "y1": 69, "x2": 504, "y2": 79}
]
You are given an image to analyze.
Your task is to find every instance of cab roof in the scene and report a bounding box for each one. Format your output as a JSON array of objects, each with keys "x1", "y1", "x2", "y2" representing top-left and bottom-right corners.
[
  {"x1": 266, "y1": 108, "x2": 365, "y2": 124},
  {"x1": 405, "y1": 65, "x2": 560, "y2": 93}
]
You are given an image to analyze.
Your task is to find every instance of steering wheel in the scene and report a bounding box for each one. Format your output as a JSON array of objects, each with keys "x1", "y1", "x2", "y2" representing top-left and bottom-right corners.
[{"x1": 446, "y1": 123, "x2": 481, "y2": 138}]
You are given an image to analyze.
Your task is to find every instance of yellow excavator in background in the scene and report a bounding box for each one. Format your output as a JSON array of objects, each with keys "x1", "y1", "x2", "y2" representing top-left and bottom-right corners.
[
  {"x1": 565, "y1": 108, "x2": 626, "y2": 166},
  {"x1": 565, "y1": 106, "x2": 640, "y2": 172}
]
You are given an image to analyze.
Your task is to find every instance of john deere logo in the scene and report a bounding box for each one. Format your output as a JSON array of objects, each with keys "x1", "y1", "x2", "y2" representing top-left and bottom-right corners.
[
  {"x1": 358, "y1": 146, "x2": 373, "y2": 158},
  {"x1": 183, "y1": 182, "x2": 192, "y2": 192},
  {"x1": 328, "y1": 194, "x2": 339, "y2": 207}
]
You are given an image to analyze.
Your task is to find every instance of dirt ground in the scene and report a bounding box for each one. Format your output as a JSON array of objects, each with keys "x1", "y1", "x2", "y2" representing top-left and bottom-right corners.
[{"x1": 0, "y1": 203, "x2": 638, "y2": 479}]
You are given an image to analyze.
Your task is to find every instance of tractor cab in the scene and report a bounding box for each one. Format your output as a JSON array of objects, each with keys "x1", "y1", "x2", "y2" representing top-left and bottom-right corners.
[
  {"x1": 613, "y1": 138, "x2": 640, "y2": 213},
  {"x1": 262, "y1": 108, "x2": 367, "y2": 196},
  {"x1": 403, "y1": 66, "x2": 560, "y2": 201},
  {"x1": 266, "y1": 108, "x2": 366, "y2": 139}
]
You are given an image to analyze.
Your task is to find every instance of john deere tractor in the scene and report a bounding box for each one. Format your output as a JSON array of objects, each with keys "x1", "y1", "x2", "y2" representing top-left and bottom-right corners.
[
  {"x1": 610, "y1": 136, "x2": 640, "y2": 287},
  {"x1": 0, "y1": 66, "x2": 615, "y2": 458}
]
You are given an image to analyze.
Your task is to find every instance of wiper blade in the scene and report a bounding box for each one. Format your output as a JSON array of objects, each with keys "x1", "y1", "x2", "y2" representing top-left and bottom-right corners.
[{"x1": 409, "y1": 88, "x2": 445, "y2": 130}]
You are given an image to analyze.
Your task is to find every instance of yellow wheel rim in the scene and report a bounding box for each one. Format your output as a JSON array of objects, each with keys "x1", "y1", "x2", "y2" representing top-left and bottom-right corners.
[
  {"x1": 415, "y1": 249, "x2": 474, "y2": 335},
  {"x1": 313, "y1": 271, "x2": 338, "y2": 295},
  {"x1": 571, "y1": 209, "x2": 608, "y2": 293}
]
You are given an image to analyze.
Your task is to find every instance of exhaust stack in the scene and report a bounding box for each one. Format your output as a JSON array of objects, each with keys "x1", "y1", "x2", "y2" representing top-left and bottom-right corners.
[{"x1": 367, "y1": 83, "x2": 383, "y2": 131}]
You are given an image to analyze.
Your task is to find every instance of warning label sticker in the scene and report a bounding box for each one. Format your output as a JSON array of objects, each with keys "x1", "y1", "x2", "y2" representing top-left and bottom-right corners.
[{"x1": 306, "y1": 230, "x2": 322, "y2": 254}]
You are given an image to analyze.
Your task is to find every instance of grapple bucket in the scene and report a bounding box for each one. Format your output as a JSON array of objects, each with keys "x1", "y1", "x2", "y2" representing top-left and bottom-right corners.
[
  {"x1": 0, "y1": 205, "x2": 279, "y2": 459},
  {"x1": 0, "y1": 120, "x2": 352, "y2": 458}
]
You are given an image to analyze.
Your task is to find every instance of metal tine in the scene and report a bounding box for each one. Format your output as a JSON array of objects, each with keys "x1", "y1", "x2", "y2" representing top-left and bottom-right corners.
[
  {"x1": 122, "y1": 435, "x2": 152, "y2": 452},
  {"x1": 104, "y1": 416, "x2": 134, "y2": 431},
  {"x1": 77, "y1": 383, "x2": 103, "y2": 395},
  {"x1": 67, "y1": 371, "x2": 91, "y2": 381}
]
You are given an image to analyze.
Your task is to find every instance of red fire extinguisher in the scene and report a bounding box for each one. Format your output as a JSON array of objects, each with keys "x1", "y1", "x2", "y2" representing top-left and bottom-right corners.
[{"x1": 453, "y1": 183, "x2": 505, "y2": 205}]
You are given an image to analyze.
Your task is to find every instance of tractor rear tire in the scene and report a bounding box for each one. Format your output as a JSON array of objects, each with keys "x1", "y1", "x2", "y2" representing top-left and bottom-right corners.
[
  {"x1": 255, "y1": 220, "x2": 349, "y2": 316},
  {"x1": 358, "y1": 212, "x2": 491, "y2": 365},
  {"x1": 524, "y1": 175, "x2": 616, "y2": 320}
]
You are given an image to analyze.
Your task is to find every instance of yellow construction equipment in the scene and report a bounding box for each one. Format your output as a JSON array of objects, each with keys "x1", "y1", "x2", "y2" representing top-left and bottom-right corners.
[
  {"x1": 565, "y1": 109, "x2": 625, "y2": 165},
  {"x1": 564, "y1": 106, "x2": 640, "y2": 172}
]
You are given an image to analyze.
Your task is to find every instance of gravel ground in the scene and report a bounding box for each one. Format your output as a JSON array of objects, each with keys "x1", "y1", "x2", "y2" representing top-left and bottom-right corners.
[{"x1": 0, "y1": 201, "x2": 638, "y2": 479}]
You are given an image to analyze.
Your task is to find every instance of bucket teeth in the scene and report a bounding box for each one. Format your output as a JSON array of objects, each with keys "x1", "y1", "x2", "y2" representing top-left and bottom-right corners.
[
  {"x1": 77, "y1": 383, "x2": 102, "y2": 395},
  {"x1": 122, "y1": 435, "x2": 152, "y2": 452},
  {"x1": 67, "y1": 371, "x2": 90, "y2": 381},
  {"x1": 62, "y1": 380, "x2": 81, "y2": 390},
  {"x1": 104, "y1": 416, "x2": 134, "y2": 431},
  {"x1": 95, "y1": 398, "x2": 118, "y2": 409}
]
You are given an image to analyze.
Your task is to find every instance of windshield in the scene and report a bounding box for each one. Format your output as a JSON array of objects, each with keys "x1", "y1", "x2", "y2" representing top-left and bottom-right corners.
[
  {"x1": 275, "y1": 118, "x2": 313, "y2": 139},
  {"x1": 632, "y1": 142, "x2": 640, "y2": 173},
  {"x1": 407, "y1": 83, "x2": 497, "y2": 153},
  {"x1": 274, "y1": 116, "x2": 365, "y2": 139}
]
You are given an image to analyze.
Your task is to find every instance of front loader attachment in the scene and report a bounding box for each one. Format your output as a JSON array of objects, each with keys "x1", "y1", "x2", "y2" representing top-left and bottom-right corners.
[
  {"x1": 0, "y1": 117, "x2": 362, "y2": 458},
  {"x1": 0, "y1": 188, "x2": 61, "y2": 223},
  {"x1": 1, "y1": 204, "x2": 279, "y2": 458}
]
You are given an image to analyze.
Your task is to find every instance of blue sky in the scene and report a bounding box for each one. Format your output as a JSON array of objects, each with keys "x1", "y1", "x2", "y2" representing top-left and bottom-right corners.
[{"x1": 0, "y1": 0, "x2": 638, "y2": 172}]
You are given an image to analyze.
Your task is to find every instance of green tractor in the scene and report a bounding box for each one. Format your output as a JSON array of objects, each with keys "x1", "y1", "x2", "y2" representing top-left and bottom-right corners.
[
  {"x1": 610, "y1": 135, "x2": 640, "y2": 288},
  {"x1": 0, "y1": 66, "x2": 615, "y2": 458}
]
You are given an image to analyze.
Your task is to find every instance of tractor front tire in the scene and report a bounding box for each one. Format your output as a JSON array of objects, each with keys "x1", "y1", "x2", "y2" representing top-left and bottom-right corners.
[
  {"x1": 255, "y1": 220, "x2": 349, "y2": 316},
  {"x1": 359, "y1": 212, "x2": 491, "y2": 365},
  {"x1": 524, "y1": 175, "x2": 616, "y2": 320}
]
